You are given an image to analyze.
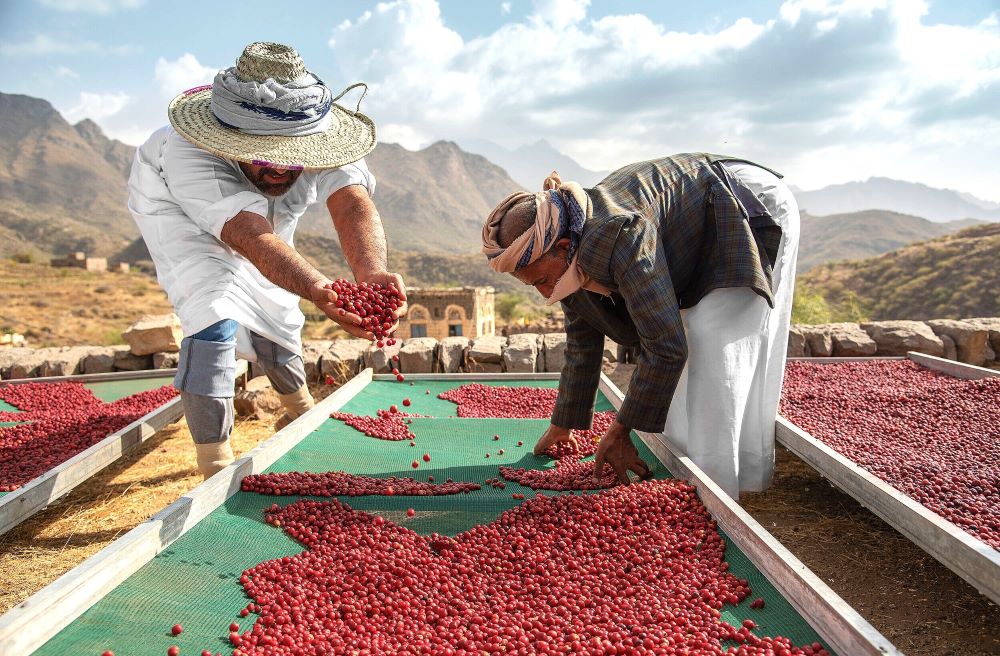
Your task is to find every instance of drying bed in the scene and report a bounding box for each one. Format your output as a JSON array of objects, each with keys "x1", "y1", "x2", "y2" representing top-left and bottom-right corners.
[
  {"x1": 778, "y1": 352, "x2": 1000, "y2": 604},
  {"x1": 0, "y1": 370, "x2": 183, "y2": 535},
  {"x1": 0, "y1": 372, "x2": 896, "y2": 655}
]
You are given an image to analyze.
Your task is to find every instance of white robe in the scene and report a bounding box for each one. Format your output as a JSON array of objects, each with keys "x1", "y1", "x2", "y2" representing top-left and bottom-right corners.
[{"x1": 662, "y1": 162, "x2": 800, "y2": 499}]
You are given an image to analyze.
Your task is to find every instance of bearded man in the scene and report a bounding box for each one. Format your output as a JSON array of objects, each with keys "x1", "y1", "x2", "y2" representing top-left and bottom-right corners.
[
  {"x1": 128, "y1": 42, "x2": 405, "y2": 478},
  {"x1": 482, "y1": 155, "x2": 799, "y2": 499}
]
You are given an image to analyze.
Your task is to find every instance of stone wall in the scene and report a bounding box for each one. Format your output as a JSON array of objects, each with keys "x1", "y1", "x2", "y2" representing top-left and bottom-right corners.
[
  {"x1": 789, "y1": 317, "x2": 999, "y2": 366},
  {"x1": 3, "y1": 317, "x2": 997, "y2": 380}
]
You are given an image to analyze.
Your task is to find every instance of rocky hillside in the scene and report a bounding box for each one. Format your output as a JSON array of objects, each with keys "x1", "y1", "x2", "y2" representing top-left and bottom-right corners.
[
  {"x1": 800, "y1": 223, "x2": 1000, "y2": 320},
  {"x1": 798, "y1": 210, "x2": 979, "y2": 272},
  {"x1": 0, "y1": 92, "x2": 520, "y2": 259}
]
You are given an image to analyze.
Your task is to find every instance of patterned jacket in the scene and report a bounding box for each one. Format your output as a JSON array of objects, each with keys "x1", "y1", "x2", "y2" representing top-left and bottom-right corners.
[{"x1": 551, "y1": 153, "x2": 783, "y2": 433}]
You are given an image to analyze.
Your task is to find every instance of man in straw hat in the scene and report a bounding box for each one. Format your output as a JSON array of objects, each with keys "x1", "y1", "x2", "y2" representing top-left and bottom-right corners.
[
  {"x1": 128, "y1": 42, "x2": 405, "y2": 478},
  {"x1": 482, "y1": 155, "x2": 799, "y2": 499}
]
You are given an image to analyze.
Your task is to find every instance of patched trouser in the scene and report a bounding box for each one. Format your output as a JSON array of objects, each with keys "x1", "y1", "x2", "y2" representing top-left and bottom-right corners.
[{"x1": 174, "y1": 319, "x2": 307, "y2": 444}]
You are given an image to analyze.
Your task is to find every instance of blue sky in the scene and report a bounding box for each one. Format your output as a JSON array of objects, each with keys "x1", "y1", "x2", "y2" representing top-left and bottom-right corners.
[{"x1": 1, "y1": 0, "x2": 998, "y2": 200}]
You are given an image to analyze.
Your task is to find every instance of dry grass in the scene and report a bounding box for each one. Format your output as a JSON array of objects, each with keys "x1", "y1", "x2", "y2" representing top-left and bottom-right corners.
[{"x1": 0, "y1": 260, "x2": 172, "y2": 347}]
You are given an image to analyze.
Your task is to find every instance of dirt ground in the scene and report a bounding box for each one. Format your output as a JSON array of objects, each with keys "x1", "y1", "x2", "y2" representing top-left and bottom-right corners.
[{"x1": 607, "y1": 362, "x2": 1000, "y2": 656}]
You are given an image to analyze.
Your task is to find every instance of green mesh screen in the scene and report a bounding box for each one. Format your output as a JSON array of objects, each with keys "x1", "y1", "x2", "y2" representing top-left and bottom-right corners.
[
  {"x1": 35, "y1": 380, "x2": 830, "y2": 655},
  {"x1": 86, "y1": 375, "x2": 176, "y2": 402}
]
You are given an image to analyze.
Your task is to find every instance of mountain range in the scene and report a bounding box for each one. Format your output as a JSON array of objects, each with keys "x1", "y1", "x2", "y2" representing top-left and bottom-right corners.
[
  {"x1": 0, "y1": 90, "x2": 995, "y2": 301},
  {"x1": 794, "y1": 177, "x2": 1000, "y2": 223}
]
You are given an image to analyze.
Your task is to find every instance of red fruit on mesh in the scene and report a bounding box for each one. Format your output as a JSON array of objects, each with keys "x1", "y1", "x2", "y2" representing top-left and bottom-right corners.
[
  {"x1": 330, "y1": 410, "x2": 426, "y2": 442},
  {"x1": 0, "y1": 383, "x2": 177, "y2": 491},
  {"x1": 241, "y1": 470, "x2": 479, "y2": 496},
  {"x1": 228, "y1": 482, "x2": 822, "y2": 655},
  {"x1": 781, "y1": 360, "x2": 1000, "y2": 549}
]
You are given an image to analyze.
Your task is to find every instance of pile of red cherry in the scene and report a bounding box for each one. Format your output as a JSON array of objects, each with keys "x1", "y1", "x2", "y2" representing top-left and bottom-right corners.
[
  {"x1": 326, "y1": 278, "x2": 403, "y2": 347},
  {"x1": 0, "y1": 382, "x2": 177, "y2": 491},
  {"x1": 224, "y1": 481, "x2": 824, "y2": 656},
  {"x1": 781, "y1": 360, "x2": 1000, "y2": 549},
  {"x1": 329, "y1": 409, "x2": 426, "y2": 441},
  {"x1": 501, "y1": 459, "x2": 619, "y2": 491},
  {"x1": 438, "y1": 383, "x2": 560, "y2": 419},
  {"x1": 241, "y1": 470, "x2": 479, "y2": 497}
]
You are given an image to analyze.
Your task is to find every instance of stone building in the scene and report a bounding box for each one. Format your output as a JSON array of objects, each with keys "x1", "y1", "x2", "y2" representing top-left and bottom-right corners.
[
  {"x1": 400, "y1": 287, "x2": 495, "y2": 340},
  {"x1": 50, "y1": 251, "x2": 108, "y2": 272}
]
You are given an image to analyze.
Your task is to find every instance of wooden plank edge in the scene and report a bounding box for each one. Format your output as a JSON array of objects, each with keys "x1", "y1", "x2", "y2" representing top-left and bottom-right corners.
[
  {"x1": 0, "y1": 360, "x2": 245, "y2": 386},
  {"x1": 598, "y1": 375, "x2": 898, "y2": 656},
  {"x1": 0, "y1": 369, "x2": 373, "y2": 653},
  {"x1": 372, "y1": 372, "x2": 560, "y2": 381},
  {"x1": 775, "y1": 416, "x2": 1000, "y2": 604},
  {"x1": 906, "y1": 351, "x2": 1000, "y2": 379},
  {"x1": 0, "y1": 396, "x2": 184, "y2": 536},
  {"x1": 0, "y1": 369, "x2": 177, "y2": 385}
]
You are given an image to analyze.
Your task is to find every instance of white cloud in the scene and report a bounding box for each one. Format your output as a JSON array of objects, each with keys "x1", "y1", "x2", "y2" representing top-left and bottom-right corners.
[
  {"x1": 154, "y1": 54, "x2": 219, "y2": 98},
  {"x1": 40, "y1": 0, "x2": 145, "y2": 14},
  {"x1": 326, "y1": 0, "x2": 1000, "y2": 201},
  {"x1": 501, "y1": 2, "x2": 511, "y2": 15},
  {"x1": 0, "y1": 33, "x2": 137, "y2": 56},
  {"x1": 60, "y1": 91, "x2": 131, "y2": 123},
  {"x1": 54, "y1": 65, "x2": 79, "y2": 79}
]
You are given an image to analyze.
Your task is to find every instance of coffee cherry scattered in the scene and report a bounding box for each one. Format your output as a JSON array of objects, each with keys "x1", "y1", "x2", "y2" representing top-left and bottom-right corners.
[
  {"x1": 396, "y1": 374, "x2": 405, "y2": 382},
  {"x1": 402, "y1": 398, "x2": 411, "y2": 407},
  {"x1": 406, "y1": 508, "x2": 415, "y2": 517},
  {"x1": 102, "y1": 651, "x2": 114, "y2": 656},
  {"x1": 411, "y1": 460, "x2": 419, "y2": 469},
  {"x1": 229, "y1": 622, "x2": 239, "y2": 632},
  {"x1": 782, "y1": 360, "x2": 1000, "y2": 549},
  {"x1": 324, "y1": 374, "x2": 335, "y2": 386},
  {"x1": 422, "y1": 453, "x2": 431, "y2": 462},
  {"x1": 326, "y1": 279, "x2": 402, "y2": 342},
  {"x1": 750, "y1": 597, "x2": 766, "y2": 609},
  {"x1": 167, "y1": 647, "x2": 179, "y2": 656},
  {"x1": 227, "y1": 482, "x2": 821, "y2": 655},
  {"x1": 330, "y1": 410, "x2": 426, "y2": 441},
  {"x1": 170, "y1": 623, "x2": 183, "y2": 635},
  {"x1": 389, "y1": 404, "x2": 398, "y2": 413},
  {"x1": 241, "y1": 470, "x2": 479, "y2": 496}
]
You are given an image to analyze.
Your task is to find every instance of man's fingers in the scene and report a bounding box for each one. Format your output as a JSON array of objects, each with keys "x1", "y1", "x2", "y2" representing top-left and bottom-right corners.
[
  {"x1": 628, "y1": 456, "x2": 653, "y2": 481},
  {"x1": 609, "y1": 459, "x2": 630, "y2": 485}
]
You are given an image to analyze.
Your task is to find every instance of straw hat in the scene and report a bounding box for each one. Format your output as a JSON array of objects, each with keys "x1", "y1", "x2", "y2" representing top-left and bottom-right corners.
[{"x1": 168, "y1": 42, "x2": 376, "y2": 170}]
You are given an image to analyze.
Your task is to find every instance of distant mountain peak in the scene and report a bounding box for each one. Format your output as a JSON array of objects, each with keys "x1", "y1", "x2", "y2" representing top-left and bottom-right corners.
[{"x1": 796, "y1": 177, "x2": 1000, "y2": 223}]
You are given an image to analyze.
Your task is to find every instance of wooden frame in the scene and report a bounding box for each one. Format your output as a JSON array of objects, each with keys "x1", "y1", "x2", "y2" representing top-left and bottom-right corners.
[
  {"x1": 0, "y1": 370, "x2": 181, "y2": 536},
  {"x1": 0, "y1": 370, "x2": 896, "y2": 655},
  {"x1": 0, "y1": 369, "x2": 178, "y2": 385},
  {"x1": 776, "y1": 352, "x2": 1000, "y2": 604}
]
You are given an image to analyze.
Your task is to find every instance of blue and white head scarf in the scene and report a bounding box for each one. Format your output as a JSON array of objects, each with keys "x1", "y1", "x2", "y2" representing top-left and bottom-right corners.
[{"x1": 210, "y1": 67, "x2": 333, "y2": 137}]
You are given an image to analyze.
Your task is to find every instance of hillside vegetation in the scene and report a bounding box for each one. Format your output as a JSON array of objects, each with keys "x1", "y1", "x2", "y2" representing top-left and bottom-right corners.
[
  {"x1": 797, "y1": 210, "x2": 979, "y2": 272},
  {"x1": 799, "y1": 223, "x2": 1000, "y2": 321}
]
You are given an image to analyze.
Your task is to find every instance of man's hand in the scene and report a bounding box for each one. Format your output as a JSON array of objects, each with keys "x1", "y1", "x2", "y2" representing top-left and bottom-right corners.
[
  {"x1": 593, "y1": 419, "x2": 653, "y2": 485},
  {"x1": 307, "y1": 280, "x2": 372, "y2": 339},
  {"x1": 533, "y1": 423, "x2": 576, "y2": 456}
]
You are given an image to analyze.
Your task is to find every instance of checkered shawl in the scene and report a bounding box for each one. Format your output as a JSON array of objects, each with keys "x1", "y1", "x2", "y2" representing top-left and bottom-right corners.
[{"x1": 549, "y1": 153, "x2": 784, "y2": 433}]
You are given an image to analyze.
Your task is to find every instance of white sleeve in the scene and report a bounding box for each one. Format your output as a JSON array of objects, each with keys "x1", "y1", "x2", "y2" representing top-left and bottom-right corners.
[
  {"x1": 315, "y1": 157, "x2": 377, "y2": 203},
  {"x1": 160, "y1": 131, "x2": 268, "y2": 239}
]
